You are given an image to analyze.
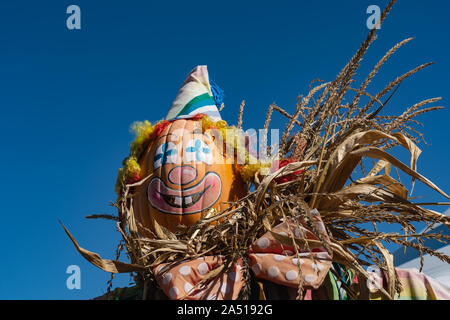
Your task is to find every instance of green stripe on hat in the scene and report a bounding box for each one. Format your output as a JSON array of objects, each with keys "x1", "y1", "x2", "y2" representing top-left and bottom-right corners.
[{"x1": 174, "y1": 92, "x2": 216, "y2": 118}]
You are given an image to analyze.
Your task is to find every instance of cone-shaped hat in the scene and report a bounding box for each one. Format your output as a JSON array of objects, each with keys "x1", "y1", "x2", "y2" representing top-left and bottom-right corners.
[{"x1": 165, "y1": 65, "x2": 223, "y2": 121}]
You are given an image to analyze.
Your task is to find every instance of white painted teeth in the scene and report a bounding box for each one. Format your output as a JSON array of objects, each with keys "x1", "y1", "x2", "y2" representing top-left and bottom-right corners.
[
  {"x1": 164, "y1": 192, "x2": 203, "y2": 208},
  {"x1": 184, "y1": 196, "x2": 193, "y2": 205},
  {"x1": 174, "y1": 196, "x2": 182, "y2": 206}
]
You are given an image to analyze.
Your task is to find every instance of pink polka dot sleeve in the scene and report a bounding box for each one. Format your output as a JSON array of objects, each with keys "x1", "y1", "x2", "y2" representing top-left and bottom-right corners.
[
  {"x1": 248, "y1": 209, "x2": 332, "y2": 289},
  {"x1": 154, "y1": 256, "x2": 244, "y2": 300}
]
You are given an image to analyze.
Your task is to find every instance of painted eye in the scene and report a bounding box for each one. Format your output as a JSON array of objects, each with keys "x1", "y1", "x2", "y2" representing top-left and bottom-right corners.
[
  {"x1": 185, "y1": 139, "x2": 212, "y2": 165},
  {"x1": 153, "y1": 142, "x2": 178, "y2": 170}
]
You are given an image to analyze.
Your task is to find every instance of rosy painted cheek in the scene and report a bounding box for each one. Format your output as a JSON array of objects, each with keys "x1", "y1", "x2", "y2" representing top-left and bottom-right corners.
[
  {"x1": 152, "y1": 190, "x2": 161, "y2": 201},
  {"x1": 211, "y1": 181, "x2": 218, "y2": 190},
  {"x1": 205, "y1": 175, "x2": 218, "y2": 188},
  {"x1": 150, "y1": 190, "x2": 168, "y2": 209},
  {"x1": 203, "y1": 180, "x2": 220, "y2": 203}
]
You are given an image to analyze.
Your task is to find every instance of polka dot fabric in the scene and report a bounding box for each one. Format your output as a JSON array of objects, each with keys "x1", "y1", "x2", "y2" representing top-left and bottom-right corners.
[
  {"x1": 366, "y1": 265, "x2": 384, "y2": 293},
  {"x1": 154, "y1": 256, "x2": 244, "y2": 300},
  {"x1": 153, "y1": 209, "x2": 332, "y2": 299},
  {"x1": 248, "y1": 209, "x2": 332, "y2": 289}
]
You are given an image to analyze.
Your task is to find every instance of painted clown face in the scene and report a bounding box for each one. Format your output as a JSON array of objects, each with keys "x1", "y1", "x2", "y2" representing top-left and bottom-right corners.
[{"x1": 132, "y1": 119, "x2": 246, "y2": 233}]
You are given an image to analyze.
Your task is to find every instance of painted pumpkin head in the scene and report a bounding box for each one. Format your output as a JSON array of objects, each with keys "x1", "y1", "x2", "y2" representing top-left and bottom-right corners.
[
  {"x1": 115, "y1": 66, "x2": 271, "y2": 235},
  {"x1": 131, "y1": 117, "x2": 247, "y2": 233},
  {"x1": 114, "y1": 65, "x2": 266, "y2": 236}
]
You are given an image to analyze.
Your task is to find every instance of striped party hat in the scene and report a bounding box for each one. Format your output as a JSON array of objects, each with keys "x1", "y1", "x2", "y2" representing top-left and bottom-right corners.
[{"x1": 166, "y1": 65, "x2": 223, "y2": 122}]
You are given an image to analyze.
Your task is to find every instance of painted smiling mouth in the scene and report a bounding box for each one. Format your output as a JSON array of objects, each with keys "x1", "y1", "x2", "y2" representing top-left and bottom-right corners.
[
  {"x1": 148, "y1": 172, "x2": 222, "y2": 215},
  {"x1": 158, "y1": 185, "x2": 211, "y2": 209}
]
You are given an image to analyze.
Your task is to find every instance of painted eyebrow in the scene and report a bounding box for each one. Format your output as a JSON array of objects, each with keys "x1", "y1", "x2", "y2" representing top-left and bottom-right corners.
[
  {"x1": 202, "y1": 133, "x2": 212, "y2": 142},
  {"x1": 154, "y1": 134, "x2": 179, "y2": 145},
  {"x1": 155, "y1": 131, "x2": 212, "y2": 146},
  {"x1": 189, "y1": 128, "x2": 211, "y2": 141}
]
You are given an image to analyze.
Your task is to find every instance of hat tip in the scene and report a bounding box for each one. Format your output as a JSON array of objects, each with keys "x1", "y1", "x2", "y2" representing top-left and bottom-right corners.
[{"x1": 165, "y1": 65, "x2": 223, "y2": 122}]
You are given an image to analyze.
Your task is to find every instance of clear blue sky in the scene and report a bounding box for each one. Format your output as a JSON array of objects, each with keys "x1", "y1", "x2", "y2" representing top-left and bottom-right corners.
[{"x1": 1, "y1": 0, "x2": 449, "y2": 299}]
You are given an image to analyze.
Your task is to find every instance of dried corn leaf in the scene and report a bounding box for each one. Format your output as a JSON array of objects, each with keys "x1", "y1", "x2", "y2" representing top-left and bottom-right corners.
[
  {"x1": 351, "y1": 147, "x2": 450, "y2": 199},
  {"x1": 374, "y1": 241, "x2": 398, "y2": 298},
  {"x1": 60, "y1": 221, "x2": 146, "y2": 273},
  {"x1": 355, "y1": 174, "x2": 408, "y2": 199}
]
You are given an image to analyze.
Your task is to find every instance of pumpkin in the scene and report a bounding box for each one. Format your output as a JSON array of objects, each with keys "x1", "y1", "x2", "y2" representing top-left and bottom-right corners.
[{"x1": 132, "y1": 118, "x2": 247, "y2": 234}]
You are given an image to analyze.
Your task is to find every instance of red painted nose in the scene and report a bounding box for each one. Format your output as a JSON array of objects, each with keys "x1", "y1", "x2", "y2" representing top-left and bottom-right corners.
[{"x1": 168, "y1": 165, "x2": 198, "y2": 185}]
